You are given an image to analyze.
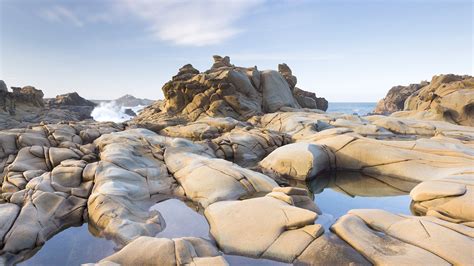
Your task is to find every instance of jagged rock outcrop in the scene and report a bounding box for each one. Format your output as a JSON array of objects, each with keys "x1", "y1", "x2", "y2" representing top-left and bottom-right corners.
[
  {"x1": 375, "y1": 74, "x2": 474, "y2": 126},
  {"x1": 133, "y1": 56, "x2": 327, "y2": 128},
  {"x1": 374, "y1": 81, "x2": 428, "y2": 115},
  {"x1": 45, "y1": 92, "x2": 96, "y2": 120},
  {"x1": 0, "y1": 82, "x2": 99, "y2": 129}
]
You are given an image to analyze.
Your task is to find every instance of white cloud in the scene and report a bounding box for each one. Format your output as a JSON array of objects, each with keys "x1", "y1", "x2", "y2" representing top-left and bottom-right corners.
[
  {"x1": 39, "y1": 5, "x2": 84, "y2": 27},
  {"x1": 118, "y1": 0, "x2": 264, "y2": 46}
]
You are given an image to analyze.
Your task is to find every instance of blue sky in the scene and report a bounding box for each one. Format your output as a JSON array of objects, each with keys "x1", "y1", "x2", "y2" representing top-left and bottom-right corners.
[{"x1": 1, "y1": 0, "x2": 472, "y2": 101}]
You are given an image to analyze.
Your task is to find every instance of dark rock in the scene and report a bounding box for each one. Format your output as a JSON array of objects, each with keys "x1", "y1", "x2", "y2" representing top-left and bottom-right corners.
[{"x1": 124, "y1": 108, "x2": 137, "y2": 117}]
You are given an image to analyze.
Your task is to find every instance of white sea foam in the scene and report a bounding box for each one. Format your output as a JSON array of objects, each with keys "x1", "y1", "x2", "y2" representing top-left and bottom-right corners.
[{"x1": 91, "y1": 101, "x2": 146, "y2": 123}]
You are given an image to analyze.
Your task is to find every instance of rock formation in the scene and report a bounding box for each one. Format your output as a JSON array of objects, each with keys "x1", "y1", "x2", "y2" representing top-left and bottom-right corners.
[
  {"x1": 133, "y1": 56, "x2": 328, "y2": 129},
  {"x1": 1, "y1": 62, "x2": 473, "y2": 265},
  {"x1": 0, "y1": 82, "x2": 98, "y2": 129},
  {"x1": 374, "y1": 81, "x2": 428, "y2": 114},
  {"x1": 114, "y1": 94, "x2": 154, "y2": 107},
  {"x1": 375, "y1": 74, "x2": 474, "y2": 126}
]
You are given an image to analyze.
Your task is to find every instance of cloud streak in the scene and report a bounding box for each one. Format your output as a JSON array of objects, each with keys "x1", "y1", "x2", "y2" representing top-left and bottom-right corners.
[
  {"x1": 39, "y1": 5, "x2": 84, "y2": 27},
  {"x1": 118, "y1": 0, "x2": 264, "y2": 46}
]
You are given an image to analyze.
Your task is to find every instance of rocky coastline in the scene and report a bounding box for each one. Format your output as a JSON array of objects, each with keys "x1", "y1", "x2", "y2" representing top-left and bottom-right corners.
[{"x1": 0, "y1": 56, "x2": 473, "y2": 265}]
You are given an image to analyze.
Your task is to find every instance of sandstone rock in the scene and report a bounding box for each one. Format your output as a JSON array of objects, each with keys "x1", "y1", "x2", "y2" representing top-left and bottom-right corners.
[
  {"x1": 165, "y1": 138, "x2": 278, "y2": 207},
  {"x1": 88, "y1": 129, "x2": 181, "y2": 245},
  {"x1": 278, "y1": 63, "x2": 297, "y2": 90},
  {"x1": 204, "y1": 188, "x2": 322, "y2": 263},
  {"x1": 133, "y1": 56, "x2": 326, "y2": 129},
  {"x1": 210, "y1": 126, "x2": 290, "y2": 167},
  {"x1": 410, "y1": 175, "x2": 474, "y2": 224},
  {"x1": 374, "y1": 82, "x2": 428, "y2": 115},
  {"x1": 331, "y1": 212, "x2": 449, "y2": 265},
  {"x1": 400, "y1": 74, "x2": 474, "y2": 126},
  {"x1": 333, "y1": 209, "x2": 474, "y2": 265},
  {"x1": 259, "y1": 142, "x2": 332, "y2": 181},
  {"x1": 97, "y1": 237, "x2": 228, "y2": 266},
  {"x1": 0, "y1": 203, "x2": 20, "y2": 247},
  {"x1": 261, "y1": 70, "x2": 300, "y2": 112},
  {"x1": 294, "y1": 234, "x2": 370, "y2": 266}
]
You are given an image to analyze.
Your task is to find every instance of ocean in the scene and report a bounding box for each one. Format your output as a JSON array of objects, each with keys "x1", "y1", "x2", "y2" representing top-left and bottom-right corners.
[{"x1": 327, "y1": 102, "x2": 376, "y2": 116}]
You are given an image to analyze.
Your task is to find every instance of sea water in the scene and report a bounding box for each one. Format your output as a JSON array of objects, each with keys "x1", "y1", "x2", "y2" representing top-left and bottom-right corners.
[{"x1": 327, "y1": 102, "x2": 377, "y2": 116}]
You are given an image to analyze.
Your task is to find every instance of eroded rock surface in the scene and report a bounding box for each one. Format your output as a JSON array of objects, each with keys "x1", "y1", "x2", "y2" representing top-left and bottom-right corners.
[
  {"x1": 133, "y1": 56, "x2": 327, "y2": 129},
  {"x1": 205, "y1": 187, "x2": 322, "y2": 263},
  {"x1": 96, "y1": 236, "x2": 228, "y2": 266},
  {"x1": 331, "y1": 209, "x2": 474, "y2": 265}
]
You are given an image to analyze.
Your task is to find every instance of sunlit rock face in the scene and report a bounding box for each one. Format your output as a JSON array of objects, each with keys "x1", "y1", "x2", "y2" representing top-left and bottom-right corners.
[
  {"x1": 374, "y1": 74, "x2": 474, "y2": 126},
  {"x1": 132, "y1": 55, "x2": 328, "y2": 130}
]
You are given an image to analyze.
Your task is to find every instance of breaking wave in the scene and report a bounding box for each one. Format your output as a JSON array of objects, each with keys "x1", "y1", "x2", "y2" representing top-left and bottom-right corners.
[{"x1": 91, "y1": 101, "x2": 146, "y2": 123}]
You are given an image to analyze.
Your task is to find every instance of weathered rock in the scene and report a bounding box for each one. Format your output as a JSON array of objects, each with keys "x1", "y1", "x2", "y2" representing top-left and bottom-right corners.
[
  {"x1": 278, "y1": 63, "x2": 297, "y2": 90},
  {"x1": 205, "y1": 187, "x2": 322, "y2": 263},
  {"x1": 332, "y1": 209, "x2": 474, "y2": 265},
  {"x1": 294, "y1": 233, "x2": 370, "y2": 266},
  {"x1": 133, "y1": 56, "x2": 326, "y2": 129},
  {"x1": 374, "y1": 82, "x2": 428, "y2": 115},
  {"x1": 331, "y1": 211, "x2": 448, "y2": 265},
  {"x1": 395, "y1": 74, "x2": 474, "y2": 126},
  {"x1": 165, "y1": 138, "x2": 278, "y2": 207},
  {"x1": 96, "y1": 237, "x2": 228, "y2": 266},
  {"x1": 410, "y1": 175, "x2": 474, "y2": 224},
  {"x1": 88, "y1": 129, "x2": 182, "y2": 245},
  {"x1": 210, "y1": 126, "x2": 291, "y2": 167},
  {"x1": 259, "y1": 142, "x2": 332, "y2": 181},
  {"x1": 0, "y1": 203, "x2": 20, "y2": 247}
]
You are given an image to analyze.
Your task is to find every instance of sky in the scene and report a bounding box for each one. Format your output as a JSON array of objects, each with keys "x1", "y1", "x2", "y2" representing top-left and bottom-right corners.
[{"x1": 0, "y1": 0, "x2": 472, "y2": 102}]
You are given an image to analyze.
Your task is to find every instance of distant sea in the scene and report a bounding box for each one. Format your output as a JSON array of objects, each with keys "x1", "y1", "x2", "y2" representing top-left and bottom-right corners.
[{"x1": 327, "y1": 102, "x2": 377, "y2": 116}]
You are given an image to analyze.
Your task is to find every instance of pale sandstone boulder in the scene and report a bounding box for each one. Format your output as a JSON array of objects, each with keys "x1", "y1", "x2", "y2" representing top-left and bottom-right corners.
[
  {"x1": 310, "y1": 130, "x2": 474, "y2": 183},
  {"x1": 331, "y1": 212, "x2": 449, "y2": 265},
  {"x1": 160, "y1": 116, "x2": 243, "y2": 140},
  {"x1": 259, "y1": 142, "x2": 332, "y2": 181},
  {"x1": 210, "y1": 127, "x2": 290, "y2": 167},
  {"x1": 165, "y1": 138, "x2": 278, "y2": 207},
  {"x1": 294, "y1": 233, "x2": 370, "y2": 266},
  {"x1": 88, "y1": 129, "x2": 182, "y2": 245},
  {"x1": 96, "y1": 237, "x2": 228, "y2": 266},
  {"x1": 411, "y1": 175, "x2": 474, "y2": 224},
  {"x1": 402, "y1": 74, "x2": 474, "y2": 126},
  {"x1": 338, "y1": 209, "x2": 474, "y2": 265},
  {"x1": 0, "y1": 203, "x2": 20, "y2": 247},
  {"x1": 261, "y1": 70, "x2": 300, "y2": 112},
  {"x1": 204, "y1": 187, "x2": 322, "y2": 263}
]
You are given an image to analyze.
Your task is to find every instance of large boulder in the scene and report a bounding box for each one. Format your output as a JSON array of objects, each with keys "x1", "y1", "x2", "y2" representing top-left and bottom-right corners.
[
  {"x1": 259, "y1": 142, "x2": 332, "y2": 181},
  {"x1": 331, "y1": 209, "x2": 474, "y2": 265},
  {"x1": 204, "y1": 187, "x2": 322, "y2": 263}
]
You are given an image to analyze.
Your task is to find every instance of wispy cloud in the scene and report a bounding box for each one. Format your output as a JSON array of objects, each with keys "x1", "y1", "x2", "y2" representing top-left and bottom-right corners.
[
  {"x1": 39, "y1": 5, "x2": 84, "y2": 27},
  {"x1": 117, "y1": 0, "x2": 264, "y2": 46}
]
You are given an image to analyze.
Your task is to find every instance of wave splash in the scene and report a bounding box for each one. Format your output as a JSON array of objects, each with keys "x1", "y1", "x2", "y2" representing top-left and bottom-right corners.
[{"x1": 91, "y1": 101, "x2": 146, "y2": 123}]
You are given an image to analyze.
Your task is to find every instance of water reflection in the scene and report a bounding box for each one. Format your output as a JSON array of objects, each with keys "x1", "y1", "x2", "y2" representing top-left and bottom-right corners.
[
  {"x1": 309, "y1": 171, "x2": 417, "y2": 229},
  {"x1": 17, "y1": 224, "x2": 116, "y2": 266}
]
